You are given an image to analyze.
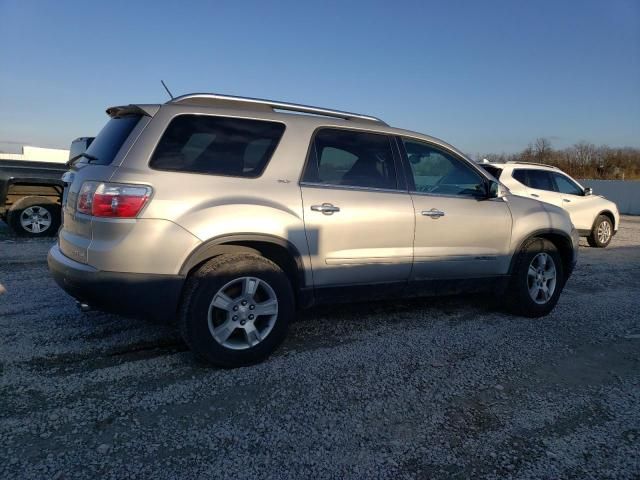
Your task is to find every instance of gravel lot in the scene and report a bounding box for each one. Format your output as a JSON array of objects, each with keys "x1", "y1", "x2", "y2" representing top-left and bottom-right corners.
[{"x1": 1, "y1": 217, "x2": 639, "y2": 479}]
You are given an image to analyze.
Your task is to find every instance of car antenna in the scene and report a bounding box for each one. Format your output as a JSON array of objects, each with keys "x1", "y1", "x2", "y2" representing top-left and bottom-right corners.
[{"x1": 161, "y1": 80, "x2": 174, "y2": 100}]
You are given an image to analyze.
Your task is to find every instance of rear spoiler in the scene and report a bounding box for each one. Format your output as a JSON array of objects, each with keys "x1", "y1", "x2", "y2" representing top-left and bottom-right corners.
[{"x1": 106, "y1": 104, "x2": 160, "y2": 118}]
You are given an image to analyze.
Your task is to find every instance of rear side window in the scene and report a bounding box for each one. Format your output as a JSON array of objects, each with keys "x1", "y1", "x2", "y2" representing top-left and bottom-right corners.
[
  {"x1": 526, "y1": 170, "x2": 555, "y2": 191},
  {"x1": 302, "y1": 128, "x2": 398, "y2": 190},
  {"x1": 513, "y1": 169, "x2": 555, "y2": 191},
  {"x1": 85, "y1": 116, "x2": 141, "y2": 165},
  {"x1": 150, "y1": 115, "x2": 285, "y2": 177}
]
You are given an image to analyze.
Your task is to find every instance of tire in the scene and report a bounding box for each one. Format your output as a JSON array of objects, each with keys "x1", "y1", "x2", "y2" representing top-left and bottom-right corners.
[
  {"x1": 179, "y1": 253, "x2": 294, "y2": 367},
  {"x1": 505, "y1": 237, "x2": 565, "y2": 318},
  {"x1": 7, "y1": 196, "x2": 61, "y2": 237},
  {"x1": 587, "y1": 215, "x2": 613, "y2": 248}
]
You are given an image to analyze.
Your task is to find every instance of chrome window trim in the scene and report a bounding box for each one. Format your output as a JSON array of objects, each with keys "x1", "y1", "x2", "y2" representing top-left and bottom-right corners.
[
  {"x1": 409, "y1": 189, "x2": 485, "y2": 200},
  {"x1": 299, "y1": 181, "x2": 408, "y2": 195}
]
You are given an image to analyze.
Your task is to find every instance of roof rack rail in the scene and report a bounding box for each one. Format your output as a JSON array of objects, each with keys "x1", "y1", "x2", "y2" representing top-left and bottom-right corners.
[
  {"x1": 168, "y1": 93, "x2": 387, "y2": 125},
  {"x1": 506, "y1": 161, "x2": 559, "y2": 169}
]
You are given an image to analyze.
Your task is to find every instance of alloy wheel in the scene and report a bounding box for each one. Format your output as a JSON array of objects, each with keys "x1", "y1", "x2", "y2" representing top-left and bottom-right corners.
[
  {"x1": 207, "y1": 277, "x2": 279, "y2": 350},
  {"x1": 597, "y1": 220, "x2": 611, "y2": 245},
  {"x1": 527, "y1": 252, "x2": 557, "y2": 305},
  {"x1": 20, "y1": 206, "x2": 52, "y2": 234}
]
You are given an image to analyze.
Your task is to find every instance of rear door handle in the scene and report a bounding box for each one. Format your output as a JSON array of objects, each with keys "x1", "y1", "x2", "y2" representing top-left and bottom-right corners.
[
  {"x1": 421, "y1": 208, "x2": 445, "y2": 219},
  {"x1": 311, "y1": 203, "x2": 340, "y2": 215},
  {"x1": 563, "y1": 198, "x2": 571, "y2": 203},
  {"x1": 530, "y1": 193, "x2": 540, "y2": 198}
]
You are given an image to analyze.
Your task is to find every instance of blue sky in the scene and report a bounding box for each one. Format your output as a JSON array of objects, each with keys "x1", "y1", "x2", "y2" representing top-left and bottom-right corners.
[{"x1": 1, "y1": 0, "x2": 638, "y2": 156}]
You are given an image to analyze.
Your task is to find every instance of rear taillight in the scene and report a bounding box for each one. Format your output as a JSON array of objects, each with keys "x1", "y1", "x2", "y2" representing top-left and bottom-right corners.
[{"x1": 76, "y1": 182, "x2": 152, "y2": 218}]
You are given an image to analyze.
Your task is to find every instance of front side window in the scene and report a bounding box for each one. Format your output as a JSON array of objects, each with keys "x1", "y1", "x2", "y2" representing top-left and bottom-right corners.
[
  {"x1": 150, "y1": 115, "x2": 285, "y2": 177},
  {"x1": 552, "y1": 173, "x2": 583, "y2": 195},
  {"x1": 302, "y1": 128, "x2": 398, "y2": 189},
  {"x1": 402, "y1": 139, "x2": 486, "y2": 197}
]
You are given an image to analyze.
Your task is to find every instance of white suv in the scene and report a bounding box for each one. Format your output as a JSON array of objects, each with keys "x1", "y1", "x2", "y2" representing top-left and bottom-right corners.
[{"x1": 480, "y1": 162, "x2": 619, "y2": 248}]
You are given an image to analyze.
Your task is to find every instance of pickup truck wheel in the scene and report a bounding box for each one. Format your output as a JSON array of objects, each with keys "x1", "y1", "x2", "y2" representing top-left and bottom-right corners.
[
  {"x1": 587, "y1": 215, "x2": 613, "y2": 248},
  {"x1": 506, "y1": 237, "x2": 564, "y2": 318},
  {"x1": 179, "y1": 253, "x2": 294, "y2": 368},
  {"x1": 7, "y1": 196, "x2": 61, "y2": 237}
]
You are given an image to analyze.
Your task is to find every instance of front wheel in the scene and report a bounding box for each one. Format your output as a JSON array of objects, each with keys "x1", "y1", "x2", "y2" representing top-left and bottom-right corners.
[
  {"x1": 506, "y1": 237, "x2": 564, "y2": 317},
  {"x1": 587, "y1": 215, "x2": 613, "y2": 248},
  {"x1": 179, "y1": 254, "x2": 294, "y2": 367}
]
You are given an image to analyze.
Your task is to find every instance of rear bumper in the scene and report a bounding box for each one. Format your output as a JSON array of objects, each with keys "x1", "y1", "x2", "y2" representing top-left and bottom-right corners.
[{"x1": 48, "y1": 243, "x2": 184, "y2": 322}]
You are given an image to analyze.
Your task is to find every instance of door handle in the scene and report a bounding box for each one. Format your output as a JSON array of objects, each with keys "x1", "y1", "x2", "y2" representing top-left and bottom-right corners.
[
  {"x1": 530, "y1": 193, "x2": 540, "y2": 198},
  {"x1": 563, "y1": 198, "x2": 571, "y2": 203},
  {"x1": 311, "y1": 203, "x2": 340, "y2": 215},
  {"x1": 421, "y1": 208, "x2": 445, "y2": 219}
]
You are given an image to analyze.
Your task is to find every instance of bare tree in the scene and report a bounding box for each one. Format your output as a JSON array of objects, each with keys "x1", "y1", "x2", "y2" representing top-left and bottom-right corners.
[{"x1": 533, "y1": 138, "x2": 552, "y2": 162}]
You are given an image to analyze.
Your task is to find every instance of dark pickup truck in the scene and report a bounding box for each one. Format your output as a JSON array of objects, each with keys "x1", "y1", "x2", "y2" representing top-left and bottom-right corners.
[{"x1": 0, "y1": 159, "x2": 67, "y2": 236}]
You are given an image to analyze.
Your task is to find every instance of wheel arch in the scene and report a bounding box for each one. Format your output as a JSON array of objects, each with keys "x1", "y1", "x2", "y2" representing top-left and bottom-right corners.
[
  {"x1": 180, "y1": 233, "x2": 307, "y2": 304},
  {"x1": 594, "y1": 210, "x2": 615, "y2": 230},
  {"x1": 509, "y1": 229, "x2": 575, "y2": 280}
]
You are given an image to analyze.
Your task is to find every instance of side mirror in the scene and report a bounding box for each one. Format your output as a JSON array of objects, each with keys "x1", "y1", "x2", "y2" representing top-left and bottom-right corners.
[
  {"x1": 487, "y1": 180, "x2": 501, "y2": 198},
  {"x1": 583, "y1": 187, "x2": 593, "y2": 196}
]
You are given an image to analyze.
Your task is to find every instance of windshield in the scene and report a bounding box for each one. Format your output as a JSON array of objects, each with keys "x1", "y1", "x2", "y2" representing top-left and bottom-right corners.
[{"x1": 83, "y1": 116, "x2": 141, "y2": 166}]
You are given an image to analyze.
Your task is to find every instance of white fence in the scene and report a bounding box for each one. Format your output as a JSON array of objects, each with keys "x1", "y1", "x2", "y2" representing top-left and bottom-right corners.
[{"x1": 579, "y1": 180, "x2": 640, "y2": 215}]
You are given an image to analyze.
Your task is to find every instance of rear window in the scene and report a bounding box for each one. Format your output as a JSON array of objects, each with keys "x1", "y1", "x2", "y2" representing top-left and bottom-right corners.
[
  {"x1": 149, "y1": 115, "x2": 285, "y2": 178},
  {"x1": 480, "y1": 165, "x2": 503, "y2": 179},
  {"x1": 84, "y1": 116, "x2": 141, "y2": 165}
]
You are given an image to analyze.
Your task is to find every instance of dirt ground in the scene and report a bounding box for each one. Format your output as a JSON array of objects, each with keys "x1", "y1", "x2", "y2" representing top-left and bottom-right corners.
[{"x1": 1, "y1": 217, "x2": 639, "y2": 479}]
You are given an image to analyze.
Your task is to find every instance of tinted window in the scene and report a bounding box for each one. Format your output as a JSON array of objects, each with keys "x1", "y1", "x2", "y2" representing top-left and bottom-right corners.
[
  {"x1": 480, "y1": 165, "x2": 503, "y2": 179},
  {"x1": 553, "y1": 173, "x2": 582, "y2": 195},
  {"x1": 85, "y1": 116, "x2": 141, "y2": 165},
  {"x1": 526, "y1": 170, "x2": 555, "y2": 191},
  {"x1": 402, "y1": 139, "x2": 486, "y2": 197},
  {"x1": 513, "y1": 169, "x2": 528, "y2": 185},
  {"x1": 302, "y1": 129, "x2": 397, "y2": 189},
  {"x1": 150, "y1": 115, "x2": 285, "y2": 177},
  {"x1": 513, "y1": 169, "x2": 555, "y2": 191}
]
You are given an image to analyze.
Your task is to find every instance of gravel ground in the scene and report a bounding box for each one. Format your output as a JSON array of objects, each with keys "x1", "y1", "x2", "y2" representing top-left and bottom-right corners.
[{"x1": 1, "y1": 218, "x2": 639, "y2": 479}]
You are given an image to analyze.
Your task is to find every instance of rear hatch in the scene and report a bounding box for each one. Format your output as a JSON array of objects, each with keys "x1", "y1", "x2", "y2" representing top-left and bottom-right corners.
[{"x1": 59, "y1": 106, "x2": 153, "y2": 264}]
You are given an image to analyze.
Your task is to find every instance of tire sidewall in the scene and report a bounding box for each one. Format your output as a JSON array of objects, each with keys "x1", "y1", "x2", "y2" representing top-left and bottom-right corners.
[
  {"x1": 591, "y1": 216, "x2": 612, "y2": 248},
  {"x1": 510, "y1": 238, "x2": 564, "y2": 317},
  {"x1": 8, "y1": 196, "x2": 61, "y2": 237},
  {"x1": 181, "y1": 255, "x2": 294, "y2": 367}
]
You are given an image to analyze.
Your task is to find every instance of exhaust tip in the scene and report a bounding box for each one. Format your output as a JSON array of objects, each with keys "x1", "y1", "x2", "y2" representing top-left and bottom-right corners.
[{"x1": 76, "y1": 301, "x2": 92, "y2": 312}]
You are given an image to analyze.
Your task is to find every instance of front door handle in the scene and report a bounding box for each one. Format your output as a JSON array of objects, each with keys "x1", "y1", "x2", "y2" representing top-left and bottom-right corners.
[
  {"x1": 311, "y1": 203, "x2": 340, "y2": 215},
  {"x1": 421, "y1": 208, "x2": 445, "y2": 219},
  {"x1": 563, "y1": 198, "x2": 571, "y2": 203},
  {"x1": 531, "y1": 193, "x2": 540, "y2": 198}
]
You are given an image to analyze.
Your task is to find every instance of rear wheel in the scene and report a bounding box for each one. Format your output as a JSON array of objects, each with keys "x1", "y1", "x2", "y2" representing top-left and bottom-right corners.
[
  {"x1": 587, "y1": 215, "x2": 613, "y2": 248},
  {"x1": 179, "y1": 253, "x2": 294, "y2": 367},
  {"x1": 506, "y1": 237, "x2": 564, "y2": 317},
  {"x1": 7, "y1": 196, "x2": 61, "y2": 237}
]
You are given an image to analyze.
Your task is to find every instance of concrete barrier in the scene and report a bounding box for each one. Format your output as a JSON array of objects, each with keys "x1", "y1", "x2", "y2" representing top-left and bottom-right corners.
[{"x1": 579, "y1": 180, "x2": 640, "y2": 215}]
